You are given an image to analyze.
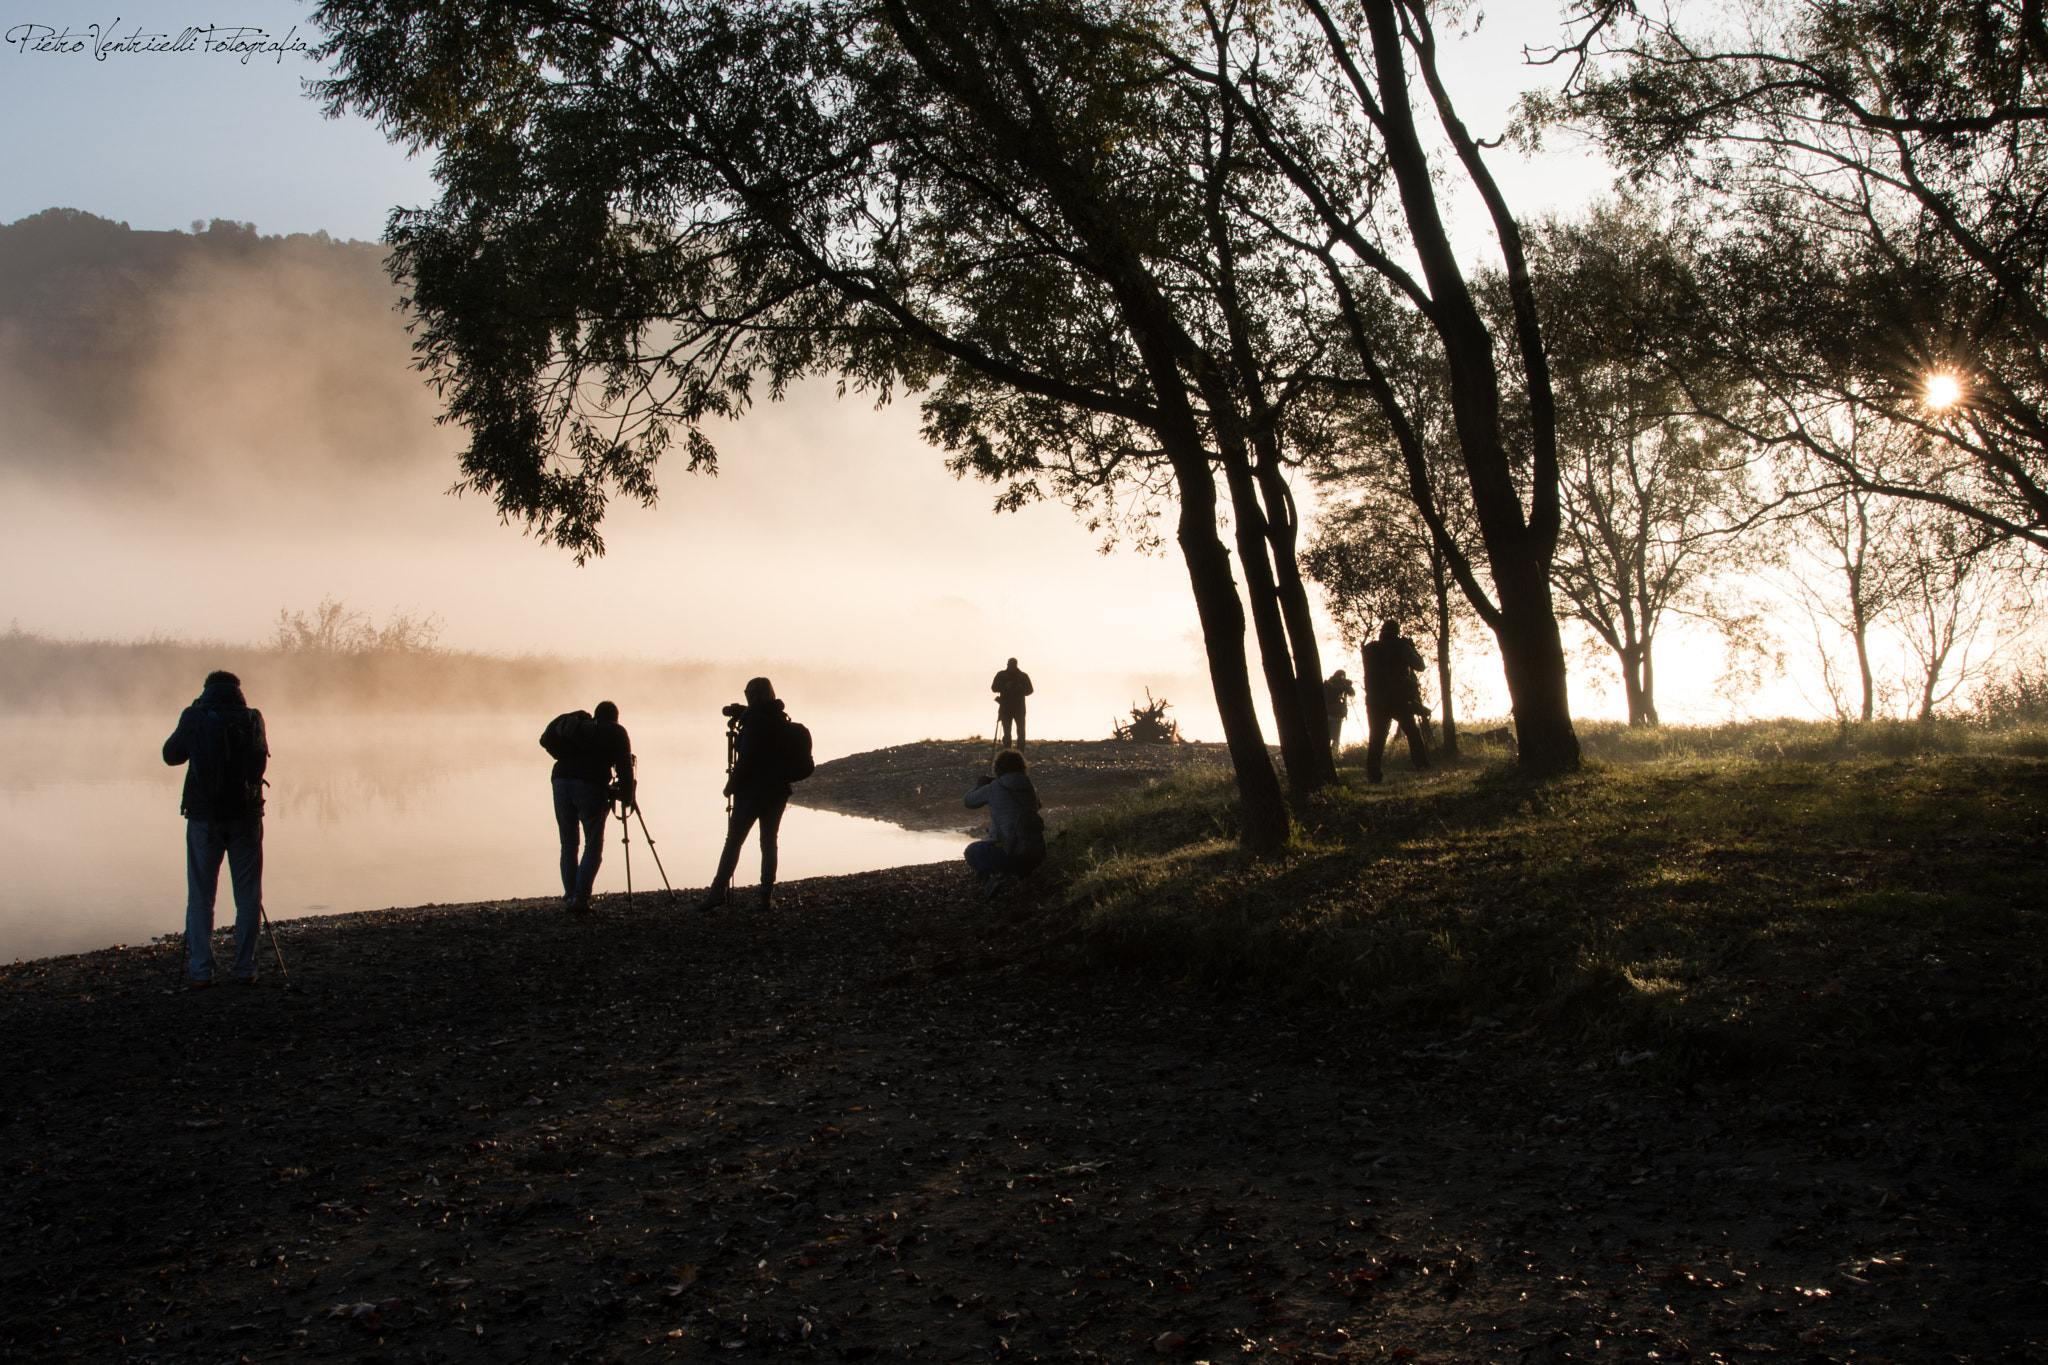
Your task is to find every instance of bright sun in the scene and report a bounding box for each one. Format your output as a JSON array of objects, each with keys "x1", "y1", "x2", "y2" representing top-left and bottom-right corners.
[{"x1": 1925, "y1": 372, "x2": 1963, "y2": 410}]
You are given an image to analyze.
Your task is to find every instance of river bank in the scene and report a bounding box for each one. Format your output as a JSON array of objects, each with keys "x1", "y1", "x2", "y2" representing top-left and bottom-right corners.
[
  {"x1": 791, "y1": 738, "x2": 1231, "y2": 832},
  {"x1": 1, "y1": 854, "x2": 2035, "y2": 1362}
]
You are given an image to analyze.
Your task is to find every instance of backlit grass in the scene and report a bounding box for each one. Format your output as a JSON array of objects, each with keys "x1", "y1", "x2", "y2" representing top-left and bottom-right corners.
[{"x1": 1041, "y1": 737, "x2": 2048, "y2": 1100}]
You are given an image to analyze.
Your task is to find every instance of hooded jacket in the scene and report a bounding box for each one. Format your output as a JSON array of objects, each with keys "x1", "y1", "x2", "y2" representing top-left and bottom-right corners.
[
  {"x1": 964, "y1": 770, "x2": 1039, "y2": 846},
  {"x1": 162, "y1": 678, "x2": 269, "y2": 820}
]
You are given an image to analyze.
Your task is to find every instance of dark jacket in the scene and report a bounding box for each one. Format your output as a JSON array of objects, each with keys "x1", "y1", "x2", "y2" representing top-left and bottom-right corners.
[
  {"x1": 552, "y1": 717, "x2": 635, "y2": 803},
  {"x1": 162, "y1": 679, "x2": 269, "y2": 820},
  {"x1": 992, "y1": 667, "x2": 1034, "y2": 714},
  {"x1": 726, "y1": 699, "x2": 792, "y2": 801},
  {"x1": 1362, "y1": 636, "x2": 1427, "y2": 714}
]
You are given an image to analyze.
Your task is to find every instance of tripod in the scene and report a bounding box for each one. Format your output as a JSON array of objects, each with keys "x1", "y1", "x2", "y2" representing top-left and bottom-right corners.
[{"x1": 614, "y1": 755, "x2": 676, "y2": 907}]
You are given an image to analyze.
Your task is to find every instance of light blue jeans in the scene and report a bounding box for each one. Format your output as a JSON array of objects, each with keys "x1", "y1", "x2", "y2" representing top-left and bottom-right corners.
[
  {"x1": 186, "y1": 819, "x2": 263, "y2": 980},
  {"x1": 554, "y1": 778, "x2": 611, "y2": 904}
]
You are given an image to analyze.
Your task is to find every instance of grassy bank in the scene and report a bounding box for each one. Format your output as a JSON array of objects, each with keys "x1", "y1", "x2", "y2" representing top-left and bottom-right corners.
[{"x1": 1040, "y1": 723, "x2": 2047, "y2": 1118}]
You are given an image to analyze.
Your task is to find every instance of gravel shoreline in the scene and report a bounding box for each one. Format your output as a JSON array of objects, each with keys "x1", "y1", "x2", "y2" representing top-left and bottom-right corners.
[
  {"x1": 1, "y1": 859, "x2": 2035, "y2": 1362},
  {"x1": 791, "y1": 738, "x2": 1232, "y2": 832}
]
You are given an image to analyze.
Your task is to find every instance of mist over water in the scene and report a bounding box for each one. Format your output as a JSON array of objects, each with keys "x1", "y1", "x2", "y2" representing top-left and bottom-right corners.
[{"x1": 0, "y1": 708, "x2": 991, "y2": 963}]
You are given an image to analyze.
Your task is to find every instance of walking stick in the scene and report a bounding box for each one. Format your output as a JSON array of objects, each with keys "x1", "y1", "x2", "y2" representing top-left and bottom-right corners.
[
  {"x1": 632, "y1": 804, "x2": 675, "y2": 899},
  {"x1": 260, "y1": 903, "x2": 290, "y2": 986}
]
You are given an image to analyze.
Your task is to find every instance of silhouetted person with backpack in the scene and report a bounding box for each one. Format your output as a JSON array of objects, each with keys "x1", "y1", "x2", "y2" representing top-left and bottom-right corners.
[
  {"x1": 540, "y1": 701, "x2": 635, "y2": 914},
  {"x1": 163, "y1": 670, "x2": 268, "y2": 985},
  {"x1": 700, "y1": 677, "x2": 804, "y2": 912},
  {"x1": 1361, "y1": 620, "x2": 1432, "y2": 784},
  {"x1": 991, "y1": 658, "x2": 1034, "y2": 747},
  {"x1": 963, "y1": 748, "x2": 1046, "y2": 893},
  {"x1": 1324, "y1": 668, "x2": 1355, "y2": 755}
]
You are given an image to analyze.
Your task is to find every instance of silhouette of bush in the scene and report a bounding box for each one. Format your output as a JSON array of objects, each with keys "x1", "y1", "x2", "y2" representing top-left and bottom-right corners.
[{"x1": 1111, "y1": 689, "x2": 1180, "y2": 743}]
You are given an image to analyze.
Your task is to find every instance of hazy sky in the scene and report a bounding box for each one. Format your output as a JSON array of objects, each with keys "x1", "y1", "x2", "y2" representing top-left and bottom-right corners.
[{"x1": 6, "y1": 0, "x2": 1761, "y2": 737}]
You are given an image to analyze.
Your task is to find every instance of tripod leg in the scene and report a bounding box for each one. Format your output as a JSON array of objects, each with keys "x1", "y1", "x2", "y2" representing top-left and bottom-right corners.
[
  {"x1": 260, "y1": 904, "x2": 290, "y2": 986},
  {"x1": 620, "y1": 802, "x2": 633, "y2": 910},
  {"x1": 635, "y1": 806, "x2": 675, "y2": 896}
]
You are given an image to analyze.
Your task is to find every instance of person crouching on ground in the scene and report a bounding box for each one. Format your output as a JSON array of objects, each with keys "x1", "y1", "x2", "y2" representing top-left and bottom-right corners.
[
  {"x1": 699, "y1": 677, "x2": 791, "y2": 912},
  {"x1": 963, "y1": 748, "x2": 1044, "y2": 891},
  {"x1": 550, "y1": 701, "x2": 635, "y2": 914},
  {"x1": 163, "y1": 669, "x2": 269, "y2": 986}
]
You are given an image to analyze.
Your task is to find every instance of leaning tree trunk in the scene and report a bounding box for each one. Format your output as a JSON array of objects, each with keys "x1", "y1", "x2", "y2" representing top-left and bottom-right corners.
[{"x1": 1249, "y1": 431, "x2": 1337, "y2": 786}]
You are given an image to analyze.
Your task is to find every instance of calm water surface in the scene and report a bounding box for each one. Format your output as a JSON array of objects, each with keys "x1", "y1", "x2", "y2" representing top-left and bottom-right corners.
[{"x1": 0, "y1": 712, "x2": 968, "y2": 962}]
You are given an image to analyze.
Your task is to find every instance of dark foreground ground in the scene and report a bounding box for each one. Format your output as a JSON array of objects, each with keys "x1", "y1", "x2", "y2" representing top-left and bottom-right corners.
[{"x1": 1, "y1": 867, "x2": 2041, "y2": 1364}]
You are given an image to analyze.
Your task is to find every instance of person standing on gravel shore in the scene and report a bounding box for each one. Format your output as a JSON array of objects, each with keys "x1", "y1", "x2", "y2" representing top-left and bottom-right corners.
[
  {"x1": 542, "y1": 701, "x2": 635, "y2": 914},
  {"x1": 700, "y1": 677, "x2": 794, "y2": 912},
  {"x1": 991, "y1": 658, "x2": 1033, "y2": 748},
  {"x1": 163, "y1": 669, "x2": 269, "y2": 986}
]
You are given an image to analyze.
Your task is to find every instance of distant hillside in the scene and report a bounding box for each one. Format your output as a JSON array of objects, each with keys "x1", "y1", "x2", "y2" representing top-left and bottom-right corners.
[{"x1": 0, "y1": 208, "x2": 437, "y2": 484}]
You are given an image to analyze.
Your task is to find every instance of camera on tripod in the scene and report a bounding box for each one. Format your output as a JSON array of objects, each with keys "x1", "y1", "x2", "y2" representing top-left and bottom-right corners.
[{"x1": 721, "y1": 702, "x2": 747, "y2": 719}]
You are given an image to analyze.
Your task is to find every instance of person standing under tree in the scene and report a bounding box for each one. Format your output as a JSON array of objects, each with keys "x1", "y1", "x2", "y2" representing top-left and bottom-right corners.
[
  {"x1": 700, "y1": 677, "x2": 794, "y2": 912},
  {"x1": 1361, "y1": 621, "x2": 1432, "y2": 784},
  {"x1": 1323, "y1": 669, "x2": 1355, "y2": 756},
  {"x1": 163, "y1": 669, "x2": 269, "y2": 986},
  {"x1": 991, "y1": 657, "x2": 1034, "y2": 748}
]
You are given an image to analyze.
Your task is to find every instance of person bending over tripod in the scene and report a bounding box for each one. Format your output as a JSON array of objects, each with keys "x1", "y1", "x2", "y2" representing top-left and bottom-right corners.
[
  {"x1": 699, "y1": 677, "x2": 792, "y2": 912},
  {"x1": 545, "y1": 701, "x2": 635, "y2": 914}
]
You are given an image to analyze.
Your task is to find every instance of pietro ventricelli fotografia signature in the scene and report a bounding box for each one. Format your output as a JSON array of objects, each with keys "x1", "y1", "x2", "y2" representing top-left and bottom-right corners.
[{"x1": 4, "y1": 17, "x2": 313, "y2": 63}]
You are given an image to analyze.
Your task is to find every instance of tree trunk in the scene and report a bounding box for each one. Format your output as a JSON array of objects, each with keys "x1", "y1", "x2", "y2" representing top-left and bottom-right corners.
[
  {"x1": 1640, "y1": 644, "x2": 1659, "y2": 727},
  {"x1": 1175, "y1": 455, "x2": 1290, "y2": 849},
  {"x1": 1249, "y1": 432, "x2": 1336, "y2": 786},
  {"x1": 1433, "y1": 550, "x2": 1458, "y2": 757},
  {"x1": 1213, "y1": 424, "x2": 1326, "y2": 797},
  {"x1": 1493, "y1": 567, "x2": 1581, "y2": 772},
  {"x1": 1358, "y1": 0, "x2": 1579, "y2": 776},
  {"x1": 1618, "y1": 642, "x2": 1659, "y2": 727}
]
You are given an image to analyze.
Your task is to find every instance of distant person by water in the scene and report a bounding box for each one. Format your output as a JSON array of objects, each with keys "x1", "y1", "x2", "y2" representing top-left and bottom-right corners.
[
  {"x1": 162, "y1": 669, "x2": 269, "y2": 985},
  {"x1": 1361, "y1": 620, "x2": 1432, "y2": 783},
  {"x1": 699, "y1": 677, "x2": 810, "y2": 912},
  {"x1": 991, "y1": 658, "x2": 1034, "y2": 748},
  {"x1": 540, "y1": 701, "x2": 635, "y2": 914},
  {"x1": 963, "y1": 748, "x2": 1046, "y2": 892}
]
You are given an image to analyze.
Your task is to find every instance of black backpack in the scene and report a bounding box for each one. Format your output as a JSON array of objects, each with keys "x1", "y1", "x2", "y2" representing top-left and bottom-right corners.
[
  {"x1": 1003, "y1": 782, "x2": 1047, "y2": 867},
  {"x1": 540, "y1": 710, "x2": 594, "y2": 760},
  {"x1": 781, "y1": 717, "x2": 815, "y2": 782},
  {"x1": 193, "y1": 706, "x2": 266, "y2": 816}
]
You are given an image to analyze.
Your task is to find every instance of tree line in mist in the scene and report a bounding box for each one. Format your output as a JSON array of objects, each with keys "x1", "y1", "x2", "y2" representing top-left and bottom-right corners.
[{"x1": 0, "y1": 604, "x2": 721, "y2": 715}]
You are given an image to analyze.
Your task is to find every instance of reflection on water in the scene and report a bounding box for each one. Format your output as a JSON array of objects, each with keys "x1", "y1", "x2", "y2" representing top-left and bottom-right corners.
[{"x1": 0, "y1": 713, "x2": 966, "y2": 962}]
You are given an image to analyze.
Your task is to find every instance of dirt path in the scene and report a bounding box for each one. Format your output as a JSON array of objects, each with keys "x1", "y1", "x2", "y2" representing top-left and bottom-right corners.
[
  {"x1": 1, "y1": 869, "x2": 2037, "y2": 1363},
  {"x1": 793, "y1": 739, "x2": 1231, "y2": 831}
]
